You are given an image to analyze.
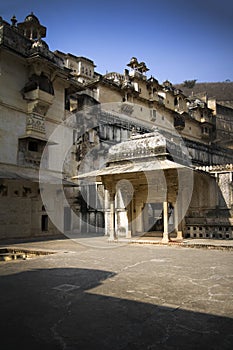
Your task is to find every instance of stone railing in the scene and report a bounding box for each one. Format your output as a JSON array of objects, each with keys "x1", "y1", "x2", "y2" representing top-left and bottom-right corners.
[{"x1": 195, "y1": 164, "x2": 233, "y2": 173}]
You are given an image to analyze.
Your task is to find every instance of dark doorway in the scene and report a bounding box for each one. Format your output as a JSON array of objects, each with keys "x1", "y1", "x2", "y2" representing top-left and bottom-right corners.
[
  {"x1": 64, "y1": 207, "x2": 71, "y2": 232},
  {"x1": 41, "y1": 215, "x2": 48, "y2": 232},
  {"x1": 148, "y1": 203, "x2": 163, "y2": 232}
]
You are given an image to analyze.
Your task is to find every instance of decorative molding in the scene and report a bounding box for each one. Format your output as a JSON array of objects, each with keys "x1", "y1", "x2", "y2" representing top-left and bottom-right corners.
[{"x1": 26, "y1": 113, "x2": 46, "y2": 135}]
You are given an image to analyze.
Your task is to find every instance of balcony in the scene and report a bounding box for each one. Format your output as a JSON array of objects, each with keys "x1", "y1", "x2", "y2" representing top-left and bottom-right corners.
[
  {"x1": 23, "y1": 88, "x2": 54, "y2": 115},
  {"x1": 174, "y1": 114, "x2": 185, "y2": 131}
]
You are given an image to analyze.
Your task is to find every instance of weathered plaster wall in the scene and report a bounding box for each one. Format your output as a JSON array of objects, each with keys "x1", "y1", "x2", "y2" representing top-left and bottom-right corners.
[
  {"x1": 0, "y1": 105, "x2": 26, "y2": 164},
  {"x1": 0, "y1": 50, "x2": 27, "y2": 111}
]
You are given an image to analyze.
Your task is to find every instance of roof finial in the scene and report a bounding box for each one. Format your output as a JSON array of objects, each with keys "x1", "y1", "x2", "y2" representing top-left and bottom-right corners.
[{"x1": 11, "y1": 15, "x2": 17, "y2": 27}]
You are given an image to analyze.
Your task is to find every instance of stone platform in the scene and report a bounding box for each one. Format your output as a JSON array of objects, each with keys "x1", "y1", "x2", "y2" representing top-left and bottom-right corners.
[{"x1": 0, "y1": 235, "x2": 232, "y2": 349}]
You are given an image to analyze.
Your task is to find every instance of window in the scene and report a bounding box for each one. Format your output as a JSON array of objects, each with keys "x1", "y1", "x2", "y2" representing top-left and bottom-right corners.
[
  {"x1": 150, "y1": 109, "x2": 156, "y2": 121},
  {"x1": 73, "y1": 130, "x2": 77, "y2": 145},
  {"x1": 89, "y1": 129, "x2": 95, "y2": 143},
  {"x1": 65, "y1": 88, "x2": 70, "y2": 111},
  {"x1": 41, "y1": 215, "x2": 48, "y2": 231},
  {"x1": 28, "y1": 141, "x2": 38, "y2": 152},
  {"x1": 202, "y1": 127, "x2": 209, "y2": 134}
]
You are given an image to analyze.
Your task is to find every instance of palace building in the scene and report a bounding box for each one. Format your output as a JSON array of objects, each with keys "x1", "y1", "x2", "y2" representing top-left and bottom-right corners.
[{"x1": 0, "y1": 13, "x2": 233, "y2": 241}]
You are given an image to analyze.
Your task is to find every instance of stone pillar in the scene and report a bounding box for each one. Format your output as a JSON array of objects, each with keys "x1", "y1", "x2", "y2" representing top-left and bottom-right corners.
[
  {"x1": 173, "y1": 203, "x2": 178, "y2": 236},
  {"x1": 125, "y1": 210, "x2": 131, "y2": 238},
  {"x1": 215, "y1": 173, "x2": 219, "y2": 207},
  {"x1": 131, "y1": 195, "x2": 137, "y2": 237},
  {"x1": 174, "y1": 203, "x2": 183, "y2": 240},
  {"x1": 109, "y1": 191, "x2": 116, "y2": 240},
  {"x1": 143, "y1": 203, "x2": 149, "y2": 232},
  {"x1": 104, "y1": 189, "x2": 109, "y2": 236},
  {"x1": 126, "y1": 201, "x2": 133, "y2": 238},
  {"x1": 135, "y1": 202, "x2": 143, "y2": 234},
  {"x1": 162, "y1": 201, "x2": 169, "y2": 243}
]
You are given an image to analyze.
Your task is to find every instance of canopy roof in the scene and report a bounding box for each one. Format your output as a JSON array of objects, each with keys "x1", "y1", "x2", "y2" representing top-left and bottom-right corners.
[
  {"x1": 75, "y1": 158, "x2": 189, "y2": 183},
  {"x1": 74, "y1": 129, "x2": 192, "y2": 183}
]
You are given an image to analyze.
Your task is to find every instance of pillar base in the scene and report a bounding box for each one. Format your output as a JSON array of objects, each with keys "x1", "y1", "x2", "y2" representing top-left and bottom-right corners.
[
  {"x1": 109, "y1": 228, "x2": 116, "y2": 241},
  {"x1": 162, "y1": 233, "x2": 169, "y2": 243},
  {"x1": 126, "y1": 230, "x2": 132, "y2": 239},
  {"x1": 176, "y1": 230, "x2": 183, "y2": 240}
]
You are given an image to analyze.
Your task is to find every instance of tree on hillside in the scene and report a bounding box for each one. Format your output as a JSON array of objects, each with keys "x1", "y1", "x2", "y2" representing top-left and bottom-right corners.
[{"x1": 183, "y1": 79, "x2": 197, "y2": 88}]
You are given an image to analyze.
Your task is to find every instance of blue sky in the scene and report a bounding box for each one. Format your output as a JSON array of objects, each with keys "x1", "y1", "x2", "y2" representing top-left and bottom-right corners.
[{"x1": 1, "y1": 0, "x2": 233, "y2": 84}]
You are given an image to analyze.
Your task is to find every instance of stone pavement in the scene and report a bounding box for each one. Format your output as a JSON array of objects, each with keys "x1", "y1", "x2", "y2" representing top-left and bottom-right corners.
[
  {"x1": 2, "y1": 233, "x2": 233, "y2": 251},
  {"x1": 0, "y1": 235, "x2": 233, "y2": 349}
]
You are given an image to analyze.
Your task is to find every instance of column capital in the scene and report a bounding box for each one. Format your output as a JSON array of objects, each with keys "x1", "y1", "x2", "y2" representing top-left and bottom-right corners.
[{"x1": 109, "y1": 190, "x2": 116, "y2": 201}]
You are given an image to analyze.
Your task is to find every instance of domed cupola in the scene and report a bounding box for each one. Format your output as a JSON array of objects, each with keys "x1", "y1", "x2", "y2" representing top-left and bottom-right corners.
[
  {"x1": 17, "y1": 12, "x2": 46, "y2": 40},
  {"x1": 25, "y1": 13, "x2": 40, "y2": 24}
]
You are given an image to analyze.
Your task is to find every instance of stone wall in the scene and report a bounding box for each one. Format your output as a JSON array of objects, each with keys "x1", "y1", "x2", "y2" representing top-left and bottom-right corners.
[
  {"x1": 0, "y1": 180, "x2": 60, "y2": 239},
  {"x1": 185, "y1": 171, "x2": 233, "y2": 239}
]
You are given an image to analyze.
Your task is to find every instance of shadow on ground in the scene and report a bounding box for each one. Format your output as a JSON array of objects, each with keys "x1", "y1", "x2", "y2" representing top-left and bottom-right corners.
[{"x1": 0, "y1": 267, "x2": 232, "y2": 349}]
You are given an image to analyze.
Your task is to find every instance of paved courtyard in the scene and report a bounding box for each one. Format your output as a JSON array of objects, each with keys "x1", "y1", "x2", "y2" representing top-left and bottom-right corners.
[{"x1": 0, "y1": 237, "x2": 233, "y2": 349}]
